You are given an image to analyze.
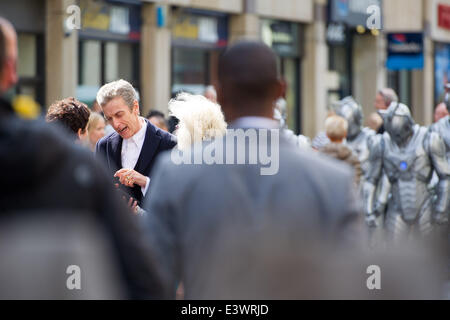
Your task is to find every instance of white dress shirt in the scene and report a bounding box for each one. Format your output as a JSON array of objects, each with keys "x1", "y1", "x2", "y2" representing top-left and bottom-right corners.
[{"x1": 121, "y1": 117, "x2": 150, "y2": 196}]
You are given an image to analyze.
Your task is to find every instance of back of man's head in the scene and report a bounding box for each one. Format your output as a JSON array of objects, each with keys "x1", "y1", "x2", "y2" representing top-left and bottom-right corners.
[
  {"x1": 147, "y1": 110, "x2": 168, "y2": 131},
  {"x1": 217, "y1": 41, "x2": 282, "y2": 121},
  {"x1": 146, "y1": 110, "x2": 165, "y2": 119},
  {"x1": 379, "y1": 88, "x2": 398, "y2": 108}
]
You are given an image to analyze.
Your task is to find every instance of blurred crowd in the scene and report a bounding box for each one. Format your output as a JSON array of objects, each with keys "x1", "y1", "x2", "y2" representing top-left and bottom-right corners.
[{"x1": 1, "y1": 16, "x2": 449, "y2": 299}]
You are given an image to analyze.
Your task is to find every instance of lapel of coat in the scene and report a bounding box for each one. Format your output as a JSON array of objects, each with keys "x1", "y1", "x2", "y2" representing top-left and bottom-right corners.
[
  {"x1": 108, "y1": 133, "x2": 123, "y2": 171},
  {"x1": 134, "y1": 120, "x2": 162, "y2": 175}
]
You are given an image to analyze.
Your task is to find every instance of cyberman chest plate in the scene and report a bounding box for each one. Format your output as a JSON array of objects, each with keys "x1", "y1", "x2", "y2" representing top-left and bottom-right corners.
[{"x1": 382, "y1": 128, "x2": 433, "y2": 221}]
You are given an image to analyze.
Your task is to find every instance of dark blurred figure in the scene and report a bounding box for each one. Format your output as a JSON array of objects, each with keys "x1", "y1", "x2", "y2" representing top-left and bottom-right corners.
[
  {"x1": 143, "y1": 41, "x2": 364, "y2": 299},
  {"x1": 147, "y1": 110, "x2": 168, "y2": 132},
  {"x1": 46, "y1": 97, "x2": 90, "y2": 143},
  {"x1": 0, "y1": 17, "x2": 163, "y2": 299},
  {"x1": 321, "y1": 115, "x2": 362, "y2": 186},
  {"x1": 434, "y1": 102, "x2": 449, "y2": 123},
  {"x1": 167, "y1": 116, "x2": 179, "y2": 134},
  {"x1": 167, "y1": 91, "x2": 187, "y2": 134},
  {"x1": 374, "y1": 88, "x2": 398, "y2": 134}
]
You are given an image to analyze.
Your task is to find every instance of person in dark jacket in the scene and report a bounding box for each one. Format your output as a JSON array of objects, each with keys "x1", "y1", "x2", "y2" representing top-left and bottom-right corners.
[
  {"x1": 95, "y1": 79, "x2": 177, "y2": 206},
  {"x1": 0, "y1": 17, "x2": 164, "y2": 299}
]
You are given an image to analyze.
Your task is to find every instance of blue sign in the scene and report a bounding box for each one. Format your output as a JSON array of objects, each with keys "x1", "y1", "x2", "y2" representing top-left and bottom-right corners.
[
  {"x1": 337, "y1": 0, "x2": 349, "y2": 17},
  {"x1": 435, "y1": 43, "x2": 450, "y2": 103},
  {"x1": 386, "y1": 33, "x2": 424, "y2": 70},
  {"x1": 330, "y1": 0, "x2": 382, "y2": 28}
]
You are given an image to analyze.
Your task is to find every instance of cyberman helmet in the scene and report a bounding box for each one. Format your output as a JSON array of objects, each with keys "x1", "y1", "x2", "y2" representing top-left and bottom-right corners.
[
  {"x1": 334, "y1": 96, "x2": 363, "y2": 140},
  {"x1": 384, "y1": 102, "x2": 415, "y2": 146}
]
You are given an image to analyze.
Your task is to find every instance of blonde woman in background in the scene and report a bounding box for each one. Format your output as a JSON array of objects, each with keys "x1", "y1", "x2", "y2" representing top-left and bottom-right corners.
[
  {"x1": 169, "y1": 92, "x2": 227, "y2": 151},
  {"x1": 87, "y1": 112, "x2": 106, "y2": 152},
  {"x1": 320, "y1": 115, "x2": 362, "y2": 186}
]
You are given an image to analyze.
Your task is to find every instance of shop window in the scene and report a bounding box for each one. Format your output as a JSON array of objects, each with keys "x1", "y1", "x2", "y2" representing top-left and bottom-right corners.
[
  {"x1": 172, "y1": 47, "x2": 208, "y2": 95},
  {"x1": 261, "y1": 19, "x2": 302, "y2": 134},
  {"x1": 80, "y1": 40, "x2": 102, "y2": 87},
  {"x1": 329, "y1": 45, "x2": 351, "y2": 98},
  {"x1": 18, "y1": 34, "x2": 36, "y2": 78},
  {"x1": 16, "y1": 33, "x2": 44, "y2": 107},
  {"x1": 388, "y1": 70, "x2": 411, "y2": 110},
  {"x1": 434, "y1": 42, "x2": 450, "y2": 105},
  {"x1": 105, "y1": 42, "x2": 134, "y2": 83},
  {"x1": 78, "y1": 39, "x2": 139, "y2": 107}
]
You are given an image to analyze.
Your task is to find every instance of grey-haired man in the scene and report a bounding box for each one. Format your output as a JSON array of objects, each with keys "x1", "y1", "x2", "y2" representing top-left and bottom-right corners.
[{"x1": 95, "y1": 79, "x2": 177, "y2": 206}]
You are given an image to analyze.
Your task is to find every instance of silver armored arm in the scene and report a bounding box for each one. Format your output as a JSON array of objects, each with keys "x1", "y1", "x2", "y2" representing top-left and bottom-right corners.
[
  {"x1": 427, "y1": 132, "x2": 450, "y2": 220},
  {"x1": 363, "y1": 135, "x2": 384, "y2": 226},
  {"x1": 373, "y1": 173, "x2": 391, "y2": 216}
]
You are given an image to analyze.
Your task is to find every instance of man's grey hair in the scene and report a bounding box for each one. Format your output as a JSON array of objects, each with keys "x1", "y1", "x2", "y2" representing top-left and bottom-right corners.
[
  {"x1": 96, "y1": 79, "x2": 138, "y2": 110},
  {"x1": 378, "y1": 88, "x2": 398, "y2": 108}
]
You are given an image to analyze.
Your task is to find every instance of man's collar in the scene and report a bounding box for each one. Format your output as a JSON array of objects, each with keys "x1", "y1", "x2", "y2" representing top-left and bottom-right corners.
[{"x1": 230, "y1": 116, "x2": 279, "y2": 129}]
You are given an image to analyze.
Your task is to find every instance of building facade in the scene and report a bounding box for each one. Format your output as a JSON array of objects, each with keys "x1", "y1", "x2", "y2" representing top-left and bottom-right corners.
[{"x1": 2, "y1": 0, "x2": 446, "y2": 137}]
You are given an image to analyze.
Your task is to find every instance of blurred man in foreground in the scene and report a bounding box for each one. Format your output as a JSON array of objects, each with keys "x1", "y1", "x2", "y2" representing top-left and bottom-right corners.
[
  {"x1": 143, "y1": 41, "x2": 363, "y2": 299},
  {"x1": 0, "y1": 17, "x2": 162, "y2": 299}
]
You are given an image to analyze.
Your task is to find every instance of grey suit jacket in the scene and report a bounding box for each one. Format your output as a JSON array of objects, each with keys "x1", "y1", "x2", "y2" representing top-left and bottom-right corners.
[{"x1": 142, "y1": 128, "x2": 363, "y2": 299}]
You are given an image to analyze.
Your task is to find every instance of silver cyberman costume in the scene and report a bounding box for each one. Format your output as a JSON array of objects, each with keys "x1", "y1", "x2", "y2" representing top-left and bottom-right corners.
[
  {"x1": 430, "y1": 85, "x2": 450, "y2": 167},
  {"x1": 334, "y1": 97, "x2": 375, "y2": 180},
  {"x1": 364, "y1": 103, "x2": 449, "y2": 239},
  {"x1": 274, "y1": 98, "x2": 311, "y2": 150}
]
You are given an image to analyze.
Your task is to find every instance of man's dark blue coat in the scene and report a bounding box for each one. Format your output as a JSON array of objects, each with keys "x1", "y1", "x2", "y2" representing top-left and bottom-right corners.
[{"x1": 96, "y1": 119, "x2": 177, "y2": 205}]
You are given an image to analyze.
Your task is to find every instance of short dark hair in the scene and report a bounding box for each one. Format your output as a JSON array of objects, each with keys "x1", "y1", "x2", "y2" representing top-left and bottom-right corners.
[
  {"x1": 146, "y1": 110, "x2": 165, "y2": 119},
  {"x1": 218, "y1": 41, "x2": 279, "y2": 105},
  {"x1": 46, "y1": 97, "x2": 91, "y2": 135}
]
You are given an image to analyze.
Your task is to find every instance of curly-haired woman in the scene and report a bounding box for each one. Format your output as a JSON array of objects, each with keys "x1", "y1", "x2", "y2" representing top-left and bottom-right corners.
[{"x1": 46, "y1": 97, "x2": 90, "y2": 143}]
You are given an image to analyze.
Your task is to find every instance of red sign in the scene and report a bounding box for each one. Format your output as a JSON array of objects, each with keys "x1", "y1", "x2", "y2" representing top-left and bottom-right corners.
[{"x1": 438, "y1": 4, "x2": 450, "y2": 30}]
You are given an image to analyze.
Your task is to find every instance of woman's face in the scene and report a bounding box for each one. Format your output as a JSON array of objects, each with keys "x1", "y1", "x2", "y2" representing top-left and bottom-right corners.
[{"x1": 89, "y1": 118, "x2": 106, "y2": 146}]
